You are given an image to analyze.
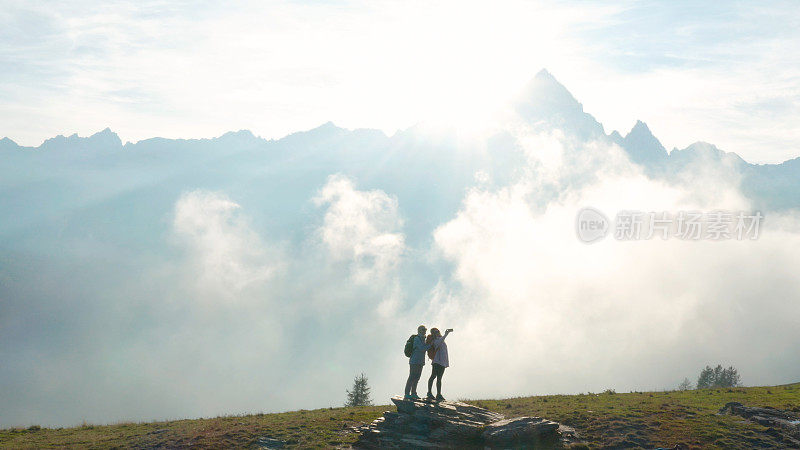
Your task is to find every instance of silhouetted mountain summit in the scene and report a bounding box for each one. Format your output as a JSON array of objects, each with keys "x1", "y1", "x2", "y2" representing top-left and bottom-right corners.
[
  {"x1": 515, "y1": 69, "x2": 605, "y2": 140},
  {"x1": 670, "y1": 141, "x2": 747, "y2": 168},
  {"x1": 509, "y1": 70, "x2": 799, "y2": 204},
  {"x1": 0, "y1": 136, "x2": 20, "y2": 151},
  {"x1": 618, "y1": 120, "x2": 668, "y2": 165},
  {"x1": 39, "y1": 127, "x2": 123, "y2": 152}
]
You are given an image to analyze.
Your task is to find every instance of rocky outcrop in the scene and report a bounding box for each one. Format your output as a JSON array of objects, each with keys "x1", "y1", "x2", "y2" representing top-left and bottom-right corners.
[
  {"x1": 353, "y1": 396, "x2": 581, "y2": 448},
  {"x1": 719, "y1": 401, "x2": 800, "y2": 448}
]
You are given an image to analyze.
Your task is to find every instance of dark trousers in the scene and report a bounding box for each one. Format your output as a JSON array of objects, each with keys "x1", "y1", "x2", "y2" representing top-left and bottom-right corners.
[
  {"x1": 427, "y1": 363, "x2": 446, "y2": 395},
  {"x1": 405, "y1": 364, "x2": 423, "y2": 396}
]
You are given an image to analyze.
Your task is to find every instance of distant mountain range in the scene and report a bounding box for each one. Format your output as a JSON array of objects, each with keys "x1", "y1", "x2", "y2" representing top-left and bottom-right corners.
[
  {"x1": 2, "y1": 69, "x2": 797, "y2": 219},
  {"x1": 0, "y1": 69, "x2": 797, "y2": 261}
]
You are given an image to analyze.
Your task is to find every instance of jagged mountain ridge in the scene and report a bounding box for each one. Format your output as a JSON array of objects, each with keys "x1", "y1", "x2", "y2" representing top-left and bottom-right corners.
[{"x1": 2, "y1": 69, "x2": 799, "y2": 214}]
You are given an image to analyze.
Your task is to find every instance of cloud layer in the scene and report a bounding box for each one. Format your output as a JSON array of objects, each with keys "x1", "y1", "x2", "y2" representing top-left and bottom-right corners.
[
  {"x1": 427, "y1": 127, "x2": 800, "y2": 400},
  {"x1": 2, "y1": 123, "x2": 800, "y2": 427}
]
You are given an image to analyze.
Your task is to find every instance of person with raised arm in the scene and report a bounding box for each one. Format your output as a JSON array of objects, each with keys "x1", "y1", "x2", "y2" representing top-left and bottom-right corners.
[{"x1": 425, "y1": 328, "x2": 452, "y2": 401}]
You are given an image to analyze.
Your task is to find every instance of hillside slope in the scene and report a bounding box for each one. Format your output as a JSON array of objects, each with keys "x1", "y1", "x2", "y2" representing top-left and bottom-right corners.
[{"x1": 2, "y1": 383, "x2": 799, "y2": 448}]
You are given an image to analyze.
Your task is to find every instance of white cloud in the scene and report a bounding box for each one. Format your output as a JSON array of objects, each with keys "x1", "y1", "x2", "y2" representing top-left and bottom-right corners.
[
  {"x1": 429, "y1": 128, "x2": 800, "y2": 398},
  {"x1": 173, "y1": 190, "x2": 278, "y2": 299},
  {"x1": 314, "y1": 174, "x2": 404, "y2": 284}
]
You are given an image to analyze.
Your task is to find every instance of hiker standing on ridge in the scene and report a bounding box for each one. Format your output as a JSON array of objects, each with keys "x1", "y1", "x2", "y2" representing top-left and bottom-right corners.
[
  {"x1": 404, "y1": 325, "x2": 430, "y2": 400},
  {"x1": 426, "y1": 328, "x2": 452, "y2": 401}
]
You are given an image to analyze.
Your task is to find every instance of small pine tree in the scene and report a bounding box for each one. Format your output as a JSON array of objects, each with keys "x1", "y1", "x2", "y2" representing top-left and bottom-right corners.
[
  {"x1": 678, "y1": 377, "x2": 693, "y2": 391},
  {"x1": 345, "y1": 373, "x2": 373, "y2": 407},
  {"x1": 697, "y1": 365, "x2": 715, "y2": 389}
]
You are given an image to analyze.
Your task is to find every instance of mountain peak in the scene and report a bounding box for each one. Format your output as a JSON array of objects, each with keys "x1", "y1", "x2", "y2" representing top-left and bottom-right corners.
[
  {"x1": 0, "y1": 136, "x2": 20, "y2": 151},
  {"x1": 619, "y1": 120, "x2": 667, "y2": 165},
  {"x1": 280, "y1": 121, "x2": 346, "y2": 143},
  {"x1": 685, "y1": 141, "x2": 718, "y2": 152},
  {"x1": 522, "y1": 69, "x2": 580, "y2": 107},
  {"x1": 88, "y1": 128, "x2": 122, "y2": 147},
  {"x1": 608, "y1": 130, "x2": 624, "y2": 146},
  {"x1": 625, "y1": 120, "x2": 661, "y2": 144},
  {"x1": 216, "y1": 129, "x2": 265, "y2": 146},
  {"x1": 534, "y1": 68, "x2": 557, "y2": 82},
  {"x1": 220, "y1": 129, "x2": 256, "y2": 139},
  {"x1": 671, "y1": 141, "x2": 747, "y2": 167},
  {"x1": 515, "y1": 69, "x2": 605, "y2": 139},
  {"x1": 38, "y1": 128, "x2": 122, "y2": 151},
  {"x1": 629, "y1": 120, "x2": 650, "y2": 134},
  {"x1": 309, "y1": 121, "x2": 344, "y2": 134}
]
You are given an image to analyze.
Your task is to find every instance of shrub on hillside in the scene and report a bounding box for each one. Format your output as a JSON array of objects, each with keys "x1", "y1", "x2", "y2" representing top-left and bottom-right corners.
[
  {"x1": 345, "y1": 373, "x2": 373, "y2": 407},
  {"x1": 697, "y1": 365, "x2": 741, "y2": 389}
]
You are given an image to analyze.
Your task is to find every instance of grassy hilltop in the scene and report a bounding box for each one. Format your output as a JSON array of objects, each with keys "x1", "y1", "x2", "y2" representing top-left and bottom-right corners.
[{"x1": 2, "y1": 383, "x2": 799, "y2": 448}]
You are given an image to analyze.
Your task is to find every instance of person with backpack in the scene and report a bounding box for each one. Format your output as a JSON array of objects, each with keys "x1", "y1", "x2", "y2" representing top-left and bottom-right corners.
[
  {"x1": 403, "y1": 325, "x2": 430, "y2": 400},
  {"x1": 425, "y1": 327, "x2": 452, "y2": 401}
]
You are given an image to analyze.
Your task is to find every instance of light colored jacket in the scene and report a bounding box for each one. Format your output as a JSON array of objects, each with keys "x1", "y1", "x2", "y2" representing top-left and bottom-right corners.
[
  {"x1": 432, "y1": 334, "x2": 449, "y2": 368},
  {"x1": 409, "y1": 334, "x2": 429, "y2": 365}
]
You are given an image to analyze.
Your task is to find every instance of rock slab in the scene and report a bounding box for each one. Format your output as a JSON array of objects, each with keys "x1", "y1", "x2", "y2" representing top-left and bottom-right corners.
[
  {"x1": 719, "y1": 401, "x2": 800, "y2": 448},
  {"x1": 353, "y1": 396, "x2": 581, "y2": 448},
  {"x1": 482, "y1": 417, "x2": 561, "y2": 447}
]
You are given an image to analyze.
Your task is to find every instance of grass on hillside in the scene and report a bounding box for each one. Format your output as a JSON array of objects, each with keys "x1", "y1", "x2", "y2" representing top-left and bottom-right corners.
[
  {"x1": 2, "y1": 383, "x2": 799, "y2": 448},
  {"x1": 471, "y1": 383, "x2": 800, "y2": 448},
  {"x1": 0, "y1": 406, "x2": 388, "y2": 449}
]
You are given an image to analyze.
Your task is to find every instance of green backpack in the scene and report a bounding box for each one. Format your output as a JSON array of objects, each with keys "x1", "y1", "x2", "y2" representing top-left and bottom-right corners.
[{"x1": 403, "y1": 334, "x2": 416, "y2": 357}]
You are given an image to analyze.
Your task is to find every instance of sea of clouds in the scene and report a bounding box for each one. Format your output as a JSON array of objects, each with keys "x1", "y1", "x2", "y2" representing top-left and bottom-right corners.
[{"x1": 2, "y1": 118, "x2": 800, "y2": 428}]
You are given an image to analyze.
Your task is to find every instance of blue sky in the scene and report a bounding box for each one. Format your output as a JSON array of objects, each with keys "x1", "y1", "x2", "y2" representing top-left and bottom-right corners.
[{"x1": 1, "y1": 0, "x2": 799, "y2": 163}]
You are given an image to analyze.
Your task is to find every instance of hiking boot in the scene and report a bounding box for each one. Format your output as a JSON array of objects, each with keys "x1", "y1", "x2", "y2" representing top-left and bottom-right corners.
[
  {"x1": 410, "y1": 393, "x2": 421, "y2": 400},
  {"x1": 403, "y1": 394, "x2": 412, "y2": 401},
  {"x1": 436, "y1": 394, "x2": 445, "y2": 401},
  {"x1": 426, "y1": 392, "x2": 435, "y2": 401}
]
